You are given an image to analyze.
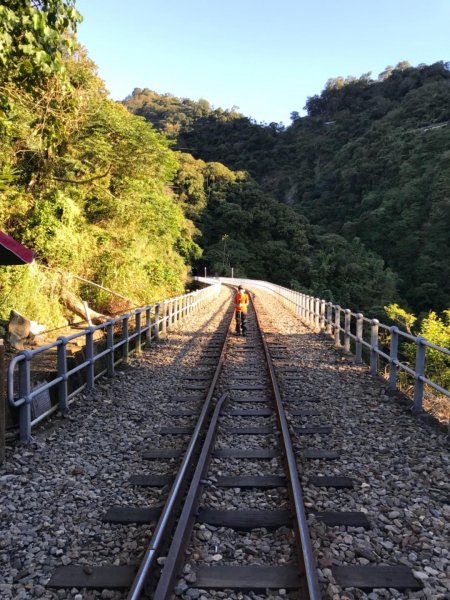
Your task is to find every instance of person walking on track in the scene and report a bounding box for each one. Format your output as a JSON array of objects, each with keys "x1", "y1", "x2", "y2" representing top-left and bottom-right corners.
[{"x1": 233, "y1": 285, "x2": 249, "y2": 336}]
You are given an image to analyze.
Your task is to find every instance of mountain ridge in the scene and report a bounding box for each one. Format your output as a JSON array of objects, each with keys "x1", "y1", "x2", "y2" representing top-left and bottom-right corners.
[{"x1": 125, "y1": 61, "x2": 450, "y2": 315}]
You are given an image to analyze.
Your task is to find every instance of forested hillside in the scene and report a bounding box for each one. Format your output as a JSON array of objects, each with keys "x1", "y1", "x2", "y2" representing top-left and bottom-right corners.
[
  {"x1": 171, "y1": 154, "x2": 397, "y2": 314},
  {"x1": 0, "y1": 1, "x2": 200, "y2": 328},
  {"x1": 126, "y1": 62, "x2": 450, "y2": 316},
  {"x1": 1, "y1": 2, "x2": 448, "y2": 336}
]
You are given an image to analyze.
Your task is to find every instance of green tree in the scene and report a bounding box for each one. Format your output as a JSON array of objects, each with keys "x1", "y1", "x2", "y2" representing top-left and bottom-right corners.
[
  {"x1": 0, "y1": 0, "x2": 81, "y2": 112},
  {"x1": 385, "y1": 305, "x2": 450, "y2": 389},
  {"x1": 0, "y1": 46, "x2": 200, "y2": 324}
]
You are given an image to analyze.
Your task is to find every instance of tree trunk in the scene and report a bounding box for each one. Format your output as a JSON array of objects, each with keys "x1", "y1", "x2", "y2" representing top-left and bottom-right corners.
[{"x1": 60, "y1": 289, "x2": 108, "y2": 325}]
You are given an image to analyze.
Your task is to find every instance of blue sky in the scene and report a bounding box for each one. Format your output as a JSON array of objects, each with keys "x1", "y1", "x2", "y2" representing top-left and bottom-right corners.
[{"x1": 75, "y1": 0, "x2": 450, "y2": 125}]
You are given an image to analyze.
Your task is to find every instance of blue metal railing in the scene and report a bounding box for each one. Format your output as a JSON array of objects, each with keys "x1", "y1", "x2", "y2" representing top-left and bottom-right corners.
[
  {"x1": 8, "y1": 282, "x2": 221, "y2": 442},
  {"x1": 214, "y1": 277, "x2": 450, "y2": 413}
]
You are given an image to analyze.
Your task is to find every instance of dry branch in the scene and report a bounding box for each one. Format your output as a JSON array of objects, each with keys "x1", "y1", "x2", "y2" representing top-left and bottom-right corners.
[{"x1": 60, "y1": 289, "x2": 108, "y2": 325}]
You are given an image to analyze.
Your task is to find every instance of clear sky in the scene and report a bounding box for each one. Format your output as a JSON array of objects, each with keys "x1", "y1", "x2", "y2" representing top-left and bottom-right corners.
[{"x1": 75, "y1": 0, "x2": 450, "y2": 125}]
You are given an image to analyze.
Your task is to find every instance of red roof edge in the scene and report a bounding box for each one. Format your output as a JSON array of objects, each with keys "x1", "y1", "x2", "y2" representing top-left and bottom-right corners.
[{"x1": 0, "y1": 231, "x2": 34, "y2": 264}]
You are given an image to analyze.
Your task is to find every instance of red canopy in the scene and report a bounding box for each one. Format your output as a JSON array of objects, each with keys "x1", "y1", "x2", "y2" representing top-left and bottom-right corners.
[{"x1": 0, "y1": 231, "x2": 34, "y2": 265}]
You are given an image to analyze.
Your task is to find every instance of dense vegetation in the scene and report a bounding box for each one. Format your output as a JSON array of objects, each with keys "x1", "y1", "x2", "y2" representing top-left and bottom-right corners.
[
  {"x1": 171, "y1": 153, "x2": 397, "y2": 314},
  {"x1": 0, "y1": 1, "x2": 200, "y2": 328},
  {"x1": 126, "y1": 62, "x2": 450, "y2": 318},
  {"x1": 1, "y1": 3, "x2": 448, "y2": 350}
]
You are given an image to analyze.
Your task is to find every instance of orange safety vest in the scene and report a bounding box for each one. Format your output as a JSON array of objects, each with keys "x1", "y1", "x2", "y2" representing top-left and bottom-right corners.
[{"x1": 234, "y1": 291, "x2": 249, "y2": 313}]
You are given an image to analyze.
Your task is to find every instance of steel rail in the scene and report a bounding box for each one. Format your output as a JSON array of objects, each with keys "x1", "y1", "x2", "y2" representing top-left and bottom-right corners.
[
  {"x1": 149, "y1": 291, "x2": 321, "y2": 599},
  {"x1": 252, "y1": 293, "x2": 322, "y2": 600},
  {"x1": 152, "y1": 392, "x2": 229, "y2": 600},
  {"x1": 126, "y1": 313, "x2": 234, "y2": 600}
]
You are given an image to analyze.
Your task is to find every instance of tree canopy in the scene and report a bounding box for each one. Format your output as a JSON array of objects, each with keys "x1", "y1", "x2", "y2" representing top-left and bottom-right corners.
[
  {"x1": 0, "y1": 13, "x2": 200, "y2": 327},
  {"x1": 126, "y1": 62, "x2": 450, "y2": 317},
  {"x1": 1, "y1": 11, "x2": 448, "y2": 334}
]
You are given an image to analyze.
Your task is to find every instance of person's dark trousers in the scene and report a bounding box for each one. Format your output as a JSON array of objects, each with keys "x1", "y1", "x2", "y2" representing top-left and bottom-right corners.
[{"x1": 235, "y1": 312, "x2": 247, "y2": 335}]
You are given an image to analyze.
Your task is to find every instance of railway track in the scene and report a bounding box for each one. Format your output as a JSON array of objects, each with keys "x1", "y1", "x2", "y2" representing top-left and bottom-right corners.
[{"x1": 46, "y1": 288, "x2": 422, "y2": 599}]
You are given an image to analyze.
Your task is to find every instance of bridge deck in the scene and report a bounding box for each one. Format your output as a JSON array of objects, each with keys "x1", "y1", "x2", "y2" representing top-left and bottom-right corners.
[{"x1": 1, "y1": 285, "x2": 447, "y2": 599}]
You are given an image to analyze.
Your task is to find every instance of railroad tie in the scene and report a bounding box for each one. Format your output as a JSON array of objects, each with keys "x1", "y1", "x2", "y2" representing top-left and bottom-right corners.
[
  {"x1": 225, "y1": 409, "x2": 273, "y2": 417},
  {"x1": 102, "y1": 506, "x2": 162, "y2": 524},
  {"x1": 221, "y1": 426, "x2": 274, "y2": 435},
  {"x1": 48, "y1": 566, "x2": 136, "y2": 589},
  {"x1": 142, "y1": 448, "x2": 184, "y2": 459},
  {"x1": 283, "y1": 395, "x2": 322, "y2": 403},
  {"x1": 332, "y1": 565, "x2": 422, "y2": 591},
  {"x1": 128, "y1": 474, "x2": 174, "y2": 486},
  {"x1": 300, "y1": 448, "x2": 339, "y2": 459},
  {"x1": 198, "y1": 507, "x2": 291, "y2": 529},
  {"x1": 313, "y1": 511, "x2": 371, "y2": 528},
  {"x1": 213, "y1": 448, "x2": 281, "y2": 459},
  {"x1": 215, "y1": 475, "x2": 286, "y2": 488},
  {"x1": 193, "y1": 565, "x2": 300, "y2": 590},
  {"x1": 309, "y1": 475, "x2": 355, "y2": 488},
  {"x1": 294, "y1": 425, "x2": 333, "y2": 434},
  {"x1": 289, "y1": 408, "x2": 322, "y2": 416}
]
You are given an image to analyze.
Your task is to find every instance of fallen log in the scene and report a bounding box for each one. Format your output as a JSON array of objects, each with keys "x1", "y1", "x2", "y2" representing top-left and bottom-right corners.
[{"x1": 60, "y1": 289, "x2": 109, "y2": 325}]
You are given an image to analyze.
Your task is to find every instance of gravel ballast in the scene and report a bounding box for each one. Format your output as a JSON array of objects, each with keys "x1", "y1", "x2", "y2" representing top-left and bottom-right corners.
[
  {"x1": 1, "y1": 283, "x2": 449, "y2": 600},
  {"x1": 251, "y1": 289, "x2": 449, "y2": 600}
]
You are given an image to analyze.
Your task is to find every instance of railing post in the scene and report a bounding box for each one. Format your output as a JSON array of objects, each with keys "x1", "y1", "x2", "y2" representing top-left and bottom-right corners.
[
  {"x1": 355, "y1": 313, "x2": 363, "y2": 364},
  {"x1": 135, "y1": 310, "x2": 142, "y2": 354},
  {"x1": 301, "y1": 294, "x2": 306, "y2": 319},
  {"x1": 173, "y1": 297, "x2": 177, "y2": 326},
  {"x1": 145, "y1": 307, "x2": 152, "y2": 347},
  {"x1": 344, "y1": 309, "x2": 351, "y2": 353},
  {"x1": 334, "y1": 305, "x2": 341, "y2": 347},
  {"x1": 326, "y1": 302, "x2": 333, "y2": 335},
  {"x1": 314, "y1": 298, "x2": 320, "y2": 330},
  {"x1": 164, "y1": 301, "x2": 170, "y2": 335},
  {"x1": 166, "y1": 298, "x2": 173, "y2": 330},
  {"x1": 18, "y1": 351, "x2": 32, "y2": 443},
  {"x1": 57, "y1": 338, "x2": 68, "y2": 413},
  {"x1": 186, "y1": 294, "x2": 191, "y2": 318},
  {"x1": 107, "y1": 321, "x2": 115, "y2": 376},
  {"x1": 388, "y1": 326, "x2": 399, "y2": 389},
  {"x1": 296, "y1": 292, "x2": 300, "y2": 316},
  {"x1": 154, "y1": 303, "x2": 161, "y2": 339},
  {"x1": 319, "y1": 299, "x2": 326, "y2": 331},
  {"x1": 309, "y1": 296, "x2": 314, "y2": 326},
  {"x1": 413, "y1": 336, "x2": 426, "y2": 413},
  {"x1": 122, "y1": 317, "x2": 129, "y2": 364},
  {"x1": 370, "y1": 319, "x2": 379, "y2": 376},
  {"x1": 85, "y1": 326, "x2": 96, "y2": 388}
]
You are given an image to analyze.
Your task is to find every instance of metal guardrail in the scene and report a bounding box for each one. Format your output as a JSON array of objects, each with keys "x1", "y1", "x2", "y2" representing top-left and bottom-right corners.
[
  {"x1": 209, "y1": 277, "x2": 450, "y2": 412},
  {"x1": 8, "y1": 282, "x2": 221, "y2": 443}
]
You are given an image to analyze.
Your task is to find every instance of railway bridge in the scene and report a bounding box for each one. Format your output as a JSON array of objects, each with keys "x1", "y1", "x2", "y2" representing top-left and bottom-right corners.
[{"x1": 1, "y1": 279, "x2": 449, "y2": 600}]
